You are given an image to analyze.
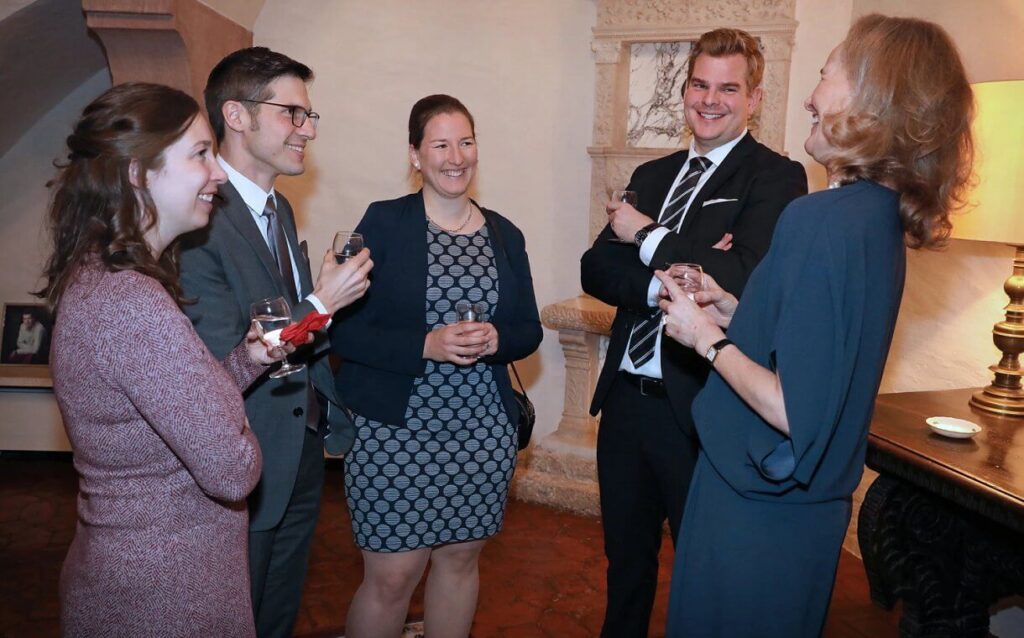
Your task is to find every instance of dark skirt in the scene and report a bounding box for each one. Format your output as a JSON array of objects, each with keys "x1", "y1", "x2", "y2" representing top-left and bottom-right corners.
[{"x1": 666, "y1": 455, "x2": 851, "y2": 637}]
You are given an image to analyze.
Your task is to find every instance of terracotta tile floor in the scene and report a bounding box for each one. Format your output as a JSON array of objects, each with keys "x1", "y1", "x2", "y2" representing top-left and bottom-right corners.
[{"x1": 0, "y1": 453, "x2": 899, "y2": 637}]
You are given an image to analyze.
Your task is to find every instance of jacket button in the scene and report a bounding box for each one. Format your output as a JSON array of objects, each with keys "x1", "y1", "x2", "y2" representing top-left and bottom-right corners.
[{"x1": 293, "y1": 407, "x2": 304, "y2": 417}]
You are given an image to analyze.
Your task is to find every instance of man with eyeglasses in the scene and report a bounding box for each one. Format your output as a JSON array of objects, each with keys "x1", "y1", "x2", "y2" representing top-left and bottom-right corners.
[{"x1": 178, "y1": 47, "x2": 372, "y2": 638}]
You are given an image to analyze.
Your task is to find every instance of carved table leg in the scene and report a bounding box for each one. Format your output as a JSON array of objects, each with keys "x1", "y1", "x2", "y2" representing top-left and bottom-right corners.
[{"x1": 858, "y1": 472, "x2": 1024, "y2": 638}]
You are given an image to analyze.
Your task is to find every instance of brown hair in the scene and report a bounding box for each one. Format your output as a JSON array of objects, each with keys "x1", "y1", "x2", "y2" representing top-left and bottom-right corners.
[
  {"x1": 824, "y1": 14, "x2": 974, "y2": 249},
  {"x1": 408, "y1": 94, "x2": 476, "y2": 148},
  {"x1": 204, "y1": 47, "x2": 314, "y2": 142},
  {"x1": 37, "y1": 82, "x2": 200, "y2": 312},
  {"x1": 685, "y1": 28, "x2": 765, "y2": 92}
]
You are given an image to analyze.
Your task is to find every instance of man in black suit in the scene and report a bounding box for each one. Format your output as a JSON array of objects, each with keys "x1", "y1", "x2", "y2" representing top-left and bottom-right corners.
[
  {"x1": 178, "y1": 48, "x2": 372, "y2": 638},
  {"x1": 581, "y1": 28, "x2": 807, "y2": 637}
]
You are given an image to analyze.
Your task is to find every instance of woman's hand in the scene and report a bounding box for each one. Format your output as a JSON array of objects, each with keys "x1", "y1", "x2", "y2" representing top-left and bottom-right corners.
[
  {"x1": 475, "y1": 322, "x2": 500, "y2": 357},
  {"x1": 423, "y1": 322, "x2": 490, "y2": 365},
  {"x1": 656, "y1": 271, "x2": 725, "y2": 353},
  {"x1": 244, "y1": 326, "x2": 303, "y2": 366},
  {"x1": 680, "y1": 271, "x2": 738, "y2": 329}
]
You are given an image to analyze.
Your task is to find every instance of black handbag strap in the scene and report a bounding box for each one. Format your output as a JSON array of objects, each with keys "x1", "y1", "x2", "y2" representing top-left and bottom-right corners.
[{"x1": 478, "y1": 203, "x2": 530, "y2": 402}]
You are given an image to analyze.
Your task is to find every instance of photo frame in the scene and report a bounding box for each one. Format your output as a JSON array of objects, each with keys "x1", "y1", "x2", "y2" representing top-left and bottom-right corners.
[{"x1": 1, "y1": 303, "x2": 52, "y2": 366}]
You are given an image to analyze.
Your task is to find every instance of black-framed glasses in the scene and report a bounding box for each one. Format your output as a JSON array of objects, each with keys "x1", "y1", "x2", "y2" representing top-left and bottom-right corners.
[{"x1": 238, "y1": 99, "x2": 320, "y2": 129}]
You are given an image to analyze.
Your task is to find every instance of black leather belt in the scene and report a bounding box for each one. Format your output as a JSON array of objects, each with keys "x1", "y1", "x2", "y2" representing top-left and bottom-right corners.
[{"x1": 619, "y1": 371, "x2": 666, "y2": 397}]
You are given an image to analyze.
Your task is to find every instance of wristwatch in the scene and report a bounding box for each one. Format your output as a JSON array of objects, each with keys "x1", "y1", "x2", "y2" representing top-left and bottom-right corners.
[
  {"x1": 633, "y1": 222, "x2": 661, "y2": 247},
  {"x1": 704, "y1": 338, "x2": 734, "y2": 364}
]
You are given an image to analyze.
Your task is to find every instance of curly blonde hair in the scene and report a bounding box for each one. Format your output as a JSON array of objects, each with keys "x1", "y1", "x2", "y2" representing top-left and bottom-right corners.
[{"x1": 824, "y1": 14, "x2": 974, "y2": 249}]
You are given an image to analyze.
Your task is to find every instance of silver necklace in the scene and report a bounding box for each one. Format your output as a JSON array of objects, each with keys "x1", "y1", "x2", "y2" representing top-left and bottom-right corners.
[{"x1": 426, "y1": 201, "x2": 474, "y2": 233}]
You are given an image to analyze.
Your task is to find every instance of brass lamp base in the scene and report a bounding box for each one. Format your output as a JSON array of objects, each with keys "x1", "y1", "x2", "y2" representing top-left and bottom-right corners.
[{"x1": 970, "y1": 245, "x2": 1024, "y2": 418}]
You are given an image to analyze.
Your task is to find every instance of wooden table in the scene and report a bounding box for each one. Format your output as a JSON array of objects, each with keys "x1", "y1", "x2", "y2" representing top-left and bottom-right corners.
[{"x1": 858, "y1": 388, "x2": 1024, "y2": 638}]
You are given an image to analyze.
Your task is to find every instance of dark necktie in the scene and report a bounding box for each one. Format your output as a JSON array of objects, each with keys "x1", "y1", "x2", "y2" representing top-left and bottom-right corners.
[
  {"x1": 627, "y1": 156, "x2": 712, "y2": 368},
  {"x1": 657, "y1": 156, "x2": 712, "y2": 231},
  {"x1": 261, "y1": 195, "x2": 299, "y2": 304}
]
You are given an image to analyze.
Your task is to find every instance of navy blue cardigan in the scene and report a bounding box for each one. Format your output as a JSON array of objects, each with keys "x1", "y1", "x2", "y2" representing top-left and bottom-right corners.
[{"x1": 330, "y1": 191, "x2": 543, "y2": 426}]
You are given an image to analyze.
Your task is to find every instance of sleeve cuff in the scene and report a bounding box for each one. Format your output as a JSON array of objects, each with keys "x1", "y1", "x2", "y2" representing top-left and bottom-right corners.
[
  {"x1": 304, "y1": 293, "x2": 333, "y2": 328},
  {"x1": 639, "y1": 226, "x2": 671, "y2": 266},
  {"x1": 645, "y1": 276, "x2": 662, "y2": 307}
]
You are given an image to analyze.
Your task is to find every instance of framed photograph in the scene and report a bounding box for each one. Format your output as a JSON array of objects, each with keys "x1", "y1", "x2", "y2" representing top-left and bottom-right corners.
[{"x1": 1, "y1": 303, "x2": 52, "y2": 366}]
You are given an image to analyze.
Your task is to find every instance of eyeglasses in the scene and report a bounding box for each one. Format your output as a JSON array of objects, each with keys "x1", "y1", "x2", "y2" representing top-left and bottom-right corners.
[{"x1": 238, "y1": 99, "x2": 320, "y2": 129}]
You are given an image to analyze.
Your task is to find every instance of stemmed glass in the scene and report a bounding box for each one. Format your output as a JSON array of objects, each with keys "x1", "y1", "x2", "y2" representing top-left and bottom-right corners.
[
  {"x1": 607, "y1": 189, "x2": 639, "y2": 243},
  {"x1": 250, "y1": 296, "x2": 305, "y2": 379},
  {"x1": 666, "y1": 263, "x2": 703, "y2": 300},
  {"x1": 611, "y1": 190, "x2": 638, "y2": 207},
  {"x1": 333, "y1": 232, "x2": 364, "y2": 264}
]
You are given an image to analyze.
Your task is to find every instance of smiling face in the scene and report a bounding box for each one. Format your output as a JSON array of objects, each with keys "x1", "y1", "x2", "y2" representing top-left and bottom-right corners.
[
  {"x1": 803, "y1": 45, "x2": 854, "y2": 167},
  {"x1": 232, "y1": 75, "x2": 316, "y2": 190},
  {"x1": 144, "y1": 115, "x2": 227, "y2": 252},
  {"x1": 682, "y1": 53, "x2": 762, "y2": 154},
  {"x1": 409, "y1": 111, "x2": 477, "y2": 200}
]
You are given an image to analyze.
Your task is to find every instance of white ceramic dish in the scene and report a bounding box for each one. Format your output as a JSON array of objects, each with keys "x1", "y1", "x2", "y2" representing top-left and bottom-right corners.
[{"x1": 926, "y1": 416, "x2": 982, "y2": 439}]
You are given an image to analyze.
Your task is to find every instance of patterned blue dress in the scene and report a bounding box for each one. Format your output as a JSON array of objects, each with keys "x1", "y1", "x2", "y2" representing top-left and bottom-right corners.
[{"x1": 344, "y1": 221, "x2": 516, "y2": 552}]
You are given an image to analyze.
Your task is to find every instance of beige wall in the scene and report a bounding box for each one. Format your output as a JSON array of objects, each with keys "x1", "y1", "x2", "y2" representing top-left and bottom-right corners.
[
  {"x1": 253, "y1": 0, "x2": 598, "y2": 441},
  {"x1": 0, "y1": 68, "x2": 110, "y2": 451}
]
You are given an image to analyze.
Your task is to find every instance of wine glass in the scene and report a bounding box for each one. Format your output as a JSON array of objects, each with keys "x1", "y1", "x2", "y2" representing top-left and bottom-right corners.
[
  {"x1": 666, "y1": 263, "x2": 703, "y2": 300},
  {"x1": 250, "y1": 296, "x2": 305, "y2": 379},
  {"x1": 607, "y1": 190, "x2": 640, "y2": 244},
  {"x1": 612, "y1": 190, "x2": 638, "y2": 208},
  {"x1": 333, "y1": 232, "x2": 364, "y2": 264}
]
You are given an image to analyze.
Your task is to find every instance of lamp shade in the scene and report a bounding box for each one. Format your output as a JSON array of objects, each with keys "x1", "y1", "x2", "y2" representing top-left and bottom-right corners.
[{"x1": 952, "y1": 81, "x2": 1024, "y2": 244}]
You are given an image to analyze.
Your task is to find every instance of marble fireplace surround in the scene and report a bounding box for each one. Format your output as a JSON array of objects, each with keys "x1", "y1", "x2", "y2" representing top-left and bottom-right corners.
[{"x1": 513, "y1": 0, "x2": 797, "y2": 515}]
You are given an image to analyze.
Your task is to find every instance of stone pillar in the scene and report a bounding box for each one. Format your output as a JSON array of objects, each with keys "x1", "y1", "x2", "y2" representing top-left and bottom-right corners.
[{"x1": 513, "y1": 295, "x2": 613, "y2": 516}]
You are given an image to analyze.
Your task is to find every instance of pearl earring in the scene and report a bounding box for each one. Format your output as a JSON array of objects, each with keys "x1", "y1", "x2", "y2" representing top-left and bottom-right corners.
[{"x1": 414, "y1": 162, "x2": 421, "y2": 169}]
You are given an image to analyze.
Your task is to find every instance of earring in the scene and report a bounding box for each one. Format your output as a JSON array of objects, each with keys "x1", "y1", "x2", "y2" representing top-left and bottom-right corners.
[{"x1": 414, "y1": 161, "x2": 421, "y2": 170}]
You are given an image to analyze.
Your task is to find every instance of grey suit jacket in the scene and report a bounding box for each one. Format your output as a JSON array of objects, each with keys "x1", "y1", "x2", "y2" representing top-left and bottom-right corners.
[{"x1": 177, "y1": 181, "x2": 354, "y2": 531}]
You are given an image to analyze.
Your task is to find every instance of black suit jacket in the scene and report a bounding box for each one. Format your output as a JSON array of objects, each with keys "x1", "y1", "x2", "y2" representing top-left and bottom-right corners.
[
  {"x1": 177, "y1": 181, "x2": 354, "y2": 531},
  {"x1": 330, "y1": 191, "x2": 543, "y2": 426},
  {"x1": 581, "y1": 133, "x2": 807, "y2": 434}
]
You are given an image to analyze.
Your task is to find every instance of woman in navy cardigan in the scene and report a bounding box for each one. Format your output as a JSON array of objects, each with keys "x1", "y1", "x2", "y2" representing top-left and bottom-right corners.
[{"x1": 331, "y1": 94, "x2": 542, "y2": 637}]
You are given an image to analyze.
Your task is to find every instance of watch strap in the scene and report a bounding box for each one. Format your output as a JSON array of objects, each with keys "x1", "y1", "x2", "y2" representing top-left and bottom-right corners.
[
  {"x1": 634, "y1": 222, "x2": 661, "y2": 247},
  {"x1": 705, "y1": 338, "x2": 734, "y2": 363}
]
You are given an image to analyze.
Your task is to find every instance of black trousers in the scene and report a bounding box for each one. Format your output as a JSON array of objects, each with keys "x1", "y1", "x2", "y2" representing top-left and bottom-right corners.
[
  {"x1": 248, "y1": 424, "x2": 325, "y2": 638},
  {"x1": 597, "y1": 374, "x2": 699, "y2": 638}
]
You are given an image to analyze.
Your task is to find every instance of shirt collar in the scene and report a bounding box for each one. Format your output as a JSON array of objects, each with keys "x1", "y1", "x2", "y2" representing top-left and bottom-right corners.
[
  {"x1": 217, "y1": 155, "x2": 276, "y2": 213},
  {"x1": 688, "y1": 129, "x2": 748, "y2": 167}
]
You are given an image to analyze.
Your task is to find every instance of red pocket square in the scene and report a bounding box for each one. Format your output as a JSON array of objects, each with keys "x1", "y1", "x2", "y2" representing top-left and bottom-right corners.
[{"x1": 279, "y1": 312, "x2": 331, "y2": 345}]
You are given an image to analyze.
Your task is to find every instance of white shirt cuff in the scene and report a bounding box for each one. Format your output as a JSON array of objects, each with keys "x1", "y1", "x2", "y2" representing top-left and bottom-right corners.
[
  {"x1": 639, "y1": 226, "x2": 671, "y2": 266},
  {"x1": 304, "y1": 293, "x2": 333, "y2": 328},
  {"x1": 646, "y1": 275, "x2": 662, "y2": 307}
]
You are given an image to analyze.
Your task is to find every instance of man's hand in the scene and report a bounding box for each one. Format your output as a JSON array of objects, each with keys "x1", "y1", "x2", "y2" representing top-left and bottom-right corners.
[
  {"x1": 606, "y1": 199, "x2": 655, "y2": 243},
  {"x1": 312, "y1": 248, "x2": 373, "y2": 314}
]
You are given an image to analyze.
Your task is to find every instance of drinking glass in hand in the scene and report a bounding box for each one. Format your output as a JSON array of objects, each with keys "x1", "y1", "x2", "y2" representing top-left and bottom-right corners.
[
  {"x1": 611, "y1": 190, "x2": 638, "y2": 208},
  {"x1": 667, "y1": 263, "x2": 703, "y2": 299},
  {"x1": 250, "y1": 296, "x2": 306, "y2": 379},
  {"x1": 333, "y1": 232, "x2": 364, "y2": 264},
  {"x1": 455, "y1": 300, "x2": 486, "y2": 323}
]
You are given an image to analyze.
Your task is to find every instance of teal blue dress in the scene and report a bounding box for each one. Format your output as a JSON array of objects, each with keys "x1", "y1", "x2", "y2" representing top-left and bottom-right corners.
[{"x1": 666, "y1": 181, "x2": 906, "y2": 637}]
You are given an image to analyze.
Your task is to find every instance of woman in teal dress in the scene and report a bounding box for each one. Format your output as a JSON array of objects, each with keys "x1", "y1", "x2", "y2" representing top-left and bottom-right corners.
[{"x1": 656, "y1": 15, "x2": 975, "y2": 637}]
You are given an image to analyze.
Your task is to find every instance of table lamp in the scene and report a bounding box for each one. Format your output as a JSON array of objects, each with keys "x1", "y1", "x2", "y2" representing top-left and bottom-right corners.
[{"x1": 953, "y1": 80, "x2": 1024, "y2": 417}]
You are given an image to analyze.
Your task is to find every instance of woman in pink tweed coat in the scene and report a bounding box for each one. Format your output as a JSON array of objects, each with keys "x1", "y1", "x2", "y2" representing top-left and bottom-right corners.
[{"x1": 39, "y1": 83, "x2": 294, "y2": 637}]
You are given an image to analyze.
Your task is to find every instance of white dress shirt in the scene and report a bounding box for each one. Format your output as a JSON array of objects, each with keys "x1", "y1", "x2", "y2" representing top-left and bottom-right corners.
[
  {"x1": 618, "y1": 130, "x2": 747, "y2": 378},
  {"x1": 218, "y1": 156, "x2": 328, "y2": 314}
]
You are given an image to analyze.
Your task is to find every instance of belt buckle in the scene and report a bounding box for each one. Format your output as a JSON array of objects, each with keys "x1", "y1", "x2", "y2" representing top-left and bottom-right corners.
[{"x1": 639, "y1": 376, "x2": 660, "y2": 397}]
